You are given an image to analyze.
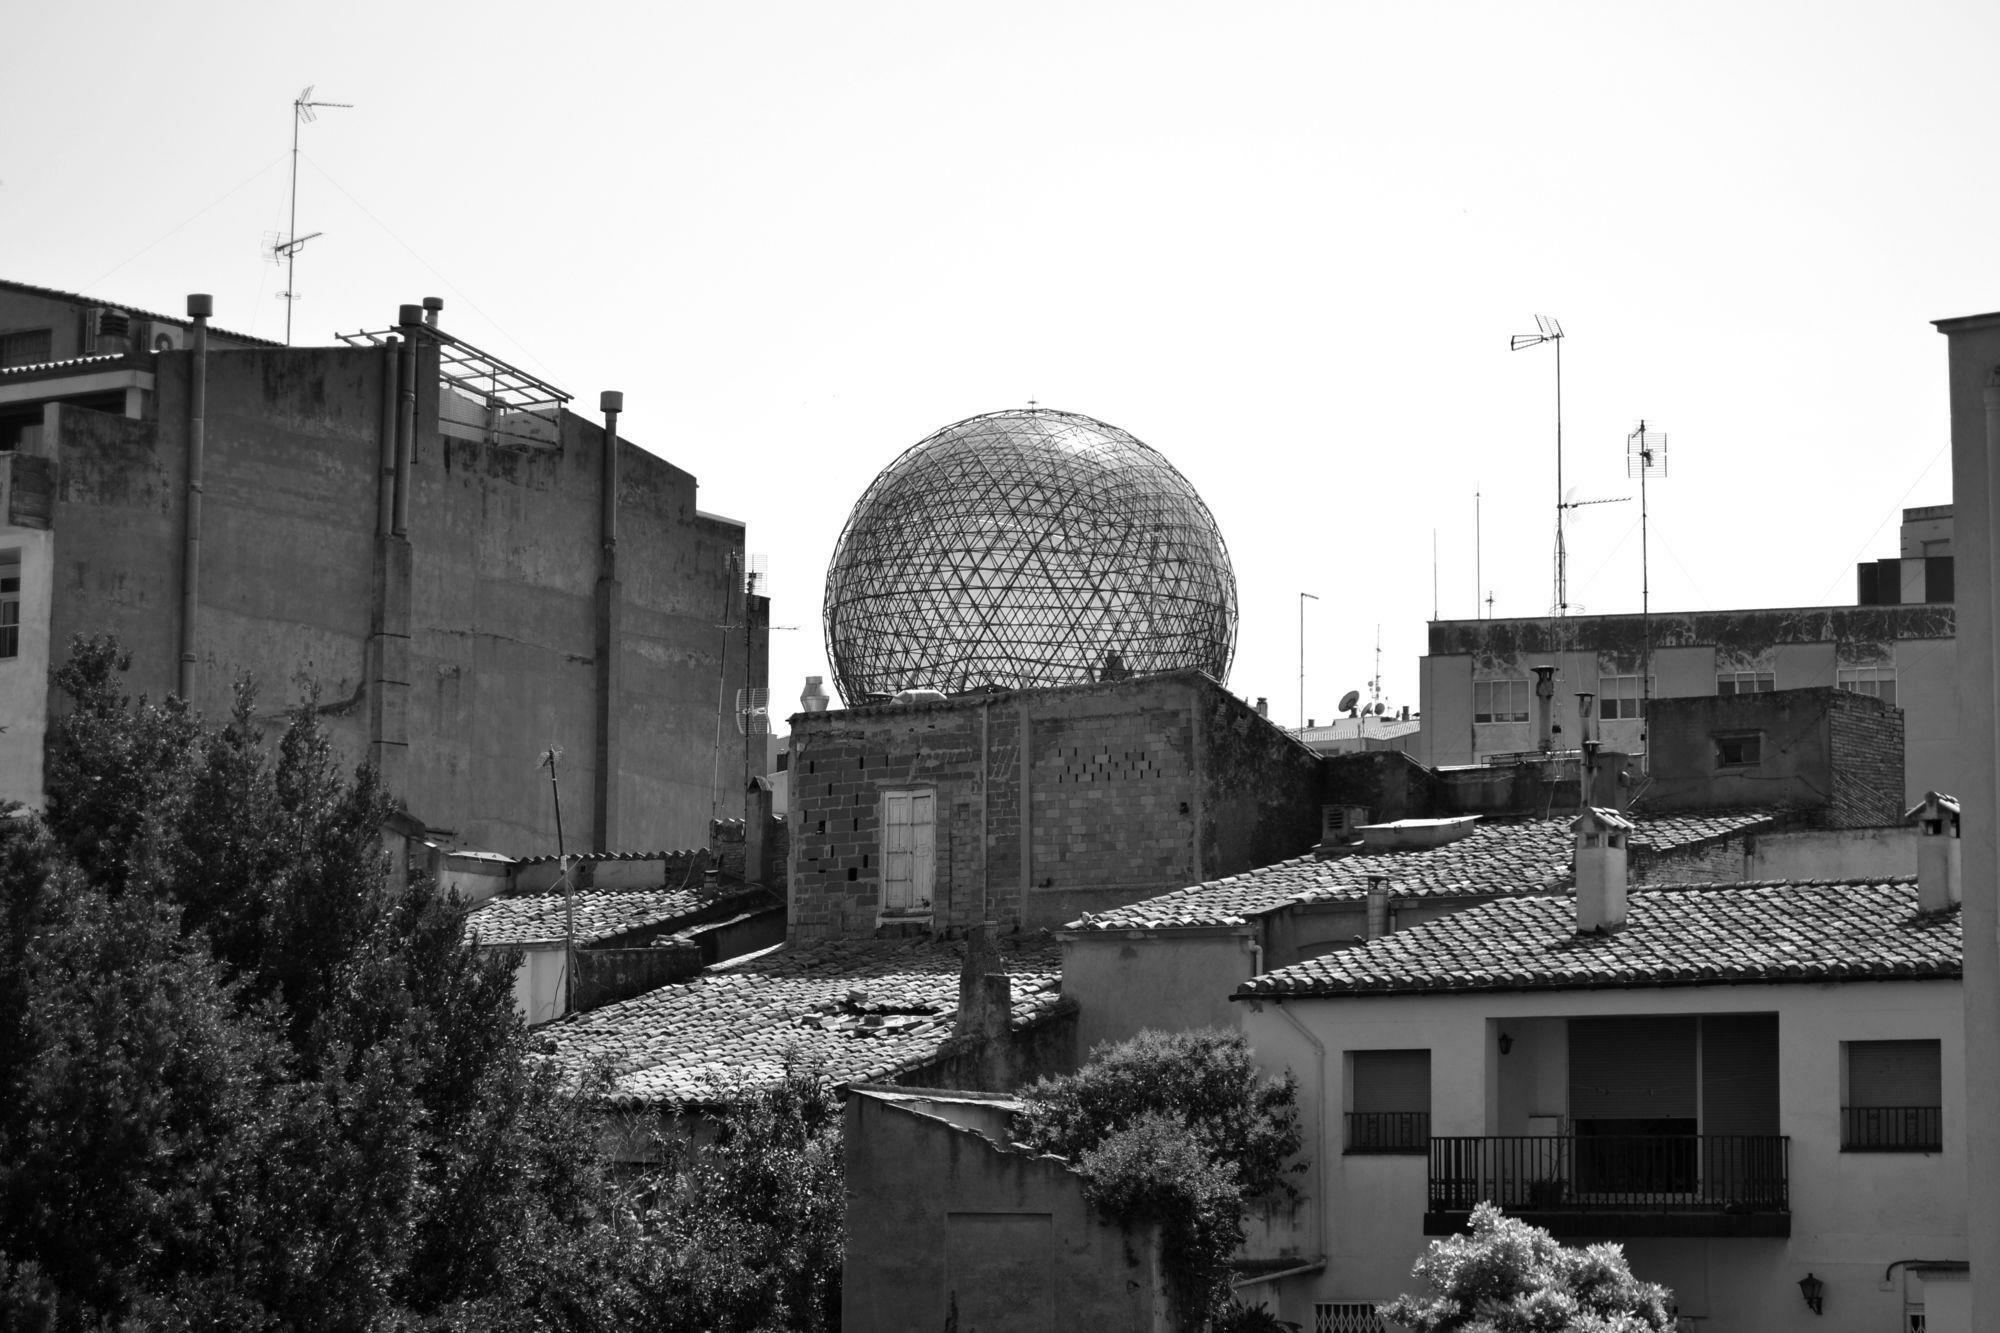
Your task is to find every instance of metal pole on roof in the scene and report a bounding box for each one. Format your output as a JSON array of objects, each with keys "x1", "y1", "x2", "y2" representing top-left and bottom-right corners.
[{"x1": 1298, "y1": 592, "x2": 1319, "y2": 730}]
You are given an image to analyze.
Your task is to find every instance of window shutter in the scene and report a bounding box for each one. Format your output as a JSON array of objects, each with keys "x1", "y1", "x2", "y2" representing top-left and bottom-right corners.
[
  {"x1": 1700, "y1": 1014, "x2": 1779, "y2": 1135},
  {"x1": 1849, "y1": 1041, "x2": 1941, "y2": 1109},
  {"x1": 1352, "y1": 1050, "x2": 1429, "y2": 1114},
  {"x1": 1569, "y1": 1017, "x2": 1696, "y2": 1119}
]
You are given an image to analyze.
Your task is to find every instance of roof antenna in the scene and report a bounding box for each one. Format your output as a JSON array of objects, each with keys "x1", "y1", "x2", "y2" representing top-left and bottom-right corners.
[
  {"x1": 276, "y1": 85, "x2": 353, "y2": 346},
  {"x1": 1627, "y1": 419, "x2": 1669, "y2": 770},
  {"x1": 1510, "y1": 314, "x2": 1566, "y2": 623}
]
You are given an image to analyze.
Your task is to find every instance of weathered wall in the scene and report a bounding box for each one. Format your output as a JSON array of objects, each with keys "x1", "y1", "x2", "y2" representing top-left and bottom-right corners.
[
  {"x1": 1645, "y1": 688, "x2": 1844, "y2": 815},
  {"x1": 789, "y1": 673, "x2": 1325, "y2": 941},
  {"x1": 0, "y1": 456, "x2": 55, "y2": 808},
  {"x1": 1745, "y1": 826, "x2": 1917, "y2": 883},
  {"x1": 892, "y1": 1007, "x2": 1081, "y2": 1092},
  {"x1": 573, "y1": 941, "x2": 704, "y2": 1012},
  {"x1": 1827, "y1": 691, "x2": 1905, "y2": 828},
  {"x1": 842, "y1": 1090, "x2": 1168, "y2": 1333},
  {"x1": 1062, "y1": 931, "x2": 1252, "y2": 1053},
  {"x1": 41, "y1": 344, "x2": 752, "y2": 854},
  {"x1": 1421, "y1": 609, "x2": 1951, "y2": 800}
]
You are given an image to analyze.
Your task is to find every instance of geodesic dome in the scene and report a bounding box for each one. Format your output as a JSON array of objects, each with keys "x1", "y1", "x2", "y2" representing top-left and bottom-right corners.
[{"x1": 823, "y1": 408, "x2": 1237, "y2": 703}]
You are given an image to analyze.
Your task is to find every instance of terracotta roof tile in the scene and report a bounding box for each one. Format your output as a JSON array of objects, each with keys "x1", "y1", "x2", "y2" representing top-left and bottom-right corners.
[
  {"x1": 1234, "y1": 878, "x2": 1958, "y2": 998},
  {"x1": 1072, "y1": 811, "x2": 1775, "y2": 931},
  {"x1": 466, "y1": 887, "x2": 742, "y2": 947},
  {"x1": 544, "y1": 935, "x2": 1064, "y2": 1107}
]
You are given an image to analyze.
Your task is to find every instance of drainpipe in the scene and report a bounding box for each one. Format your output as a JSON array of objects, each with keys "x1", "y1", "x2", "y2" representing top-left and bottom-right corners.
[
  {"x1": 394, "y1": 304, "x2": 420, "y2": 537},
  {"x1": 1277, "y1": 1003, "x2": 1328, "y2": 1266},
  {"x1": 376, "y1": 340, "x2": 397, "y2": 537},
  {"x1": 593, "y1": 391, "x2": 623, "y2": 854},
  {"x1": 1532, "y1": 664, "x2": 1557, "y2": 753},
  {"x1": 178, "y1": 294, "x2": 212, "y2": 701}
]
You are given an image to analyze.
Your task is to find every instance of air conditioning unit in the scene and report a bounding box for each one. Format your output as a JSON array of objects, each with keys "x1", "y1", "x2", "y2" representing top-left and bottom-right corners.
[{"x1": 135, "y1": 320, "x2": 185, "y2": 353}]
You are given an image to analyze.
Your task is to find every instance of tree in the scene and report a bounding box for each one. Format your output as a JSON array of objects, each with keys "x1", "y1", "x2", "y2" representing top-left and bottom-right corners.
[
  {"x1": 1014, "y1": 1028, "x2": 1304, "y2": 1329},
  {"x1": 1381, "y1": 1203, "x2": 1676, "y2": 1333},
  {"x1": 629, "y1": 1057, "x2": 846, "y2": 1333},
  {"x1": 2, "y1": 636, "x2": 643, "y2": 1332}
]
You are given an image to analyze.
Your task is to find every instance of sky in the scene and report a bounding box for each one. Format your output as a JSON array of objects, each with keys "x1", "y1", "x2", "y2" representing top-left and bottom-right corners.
[{"x1": 5, "y1": 1, "x2": 1994, "y2": 728}]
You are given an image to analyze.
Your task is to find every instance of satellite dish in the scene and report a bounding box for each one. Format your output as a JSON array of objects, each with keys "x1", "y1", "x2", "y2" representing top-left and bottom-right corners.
[
  {"x1": 1372, "y1": 702, "x2": 1387, "y2": 715},
  {"x1": 1338, "y1": 689, "x2": 1361, "y2": 714}
]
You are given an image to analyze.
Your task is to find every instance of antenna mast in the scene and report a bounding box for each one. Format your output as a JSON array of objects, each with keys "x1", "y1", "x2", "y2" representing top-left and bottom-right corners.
[
  {"x1": 1510, "y1": 314, "x2": 1567, "y2": 621},
  {"x1": 1298, "y1": 591, "x2": 1319, "y2": 730},
  {"x1": 1627, "y1": 420, "x2": 1668, "y2": 768},
  {"x1": 278, "y1": 85, "x2": 352, "y2": 346}
]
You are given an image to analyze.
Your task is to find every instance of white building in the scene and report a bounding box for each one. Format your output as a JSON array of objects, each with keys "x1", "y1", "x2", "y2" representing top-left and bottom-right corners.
[{"x1": 1233, "y1": 802, "x2": 1966, "y2": 1333}]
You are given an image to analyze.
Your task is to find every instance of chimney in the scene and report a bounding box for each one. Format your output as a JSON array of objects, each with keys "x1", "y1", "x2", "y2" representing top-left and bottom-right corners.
[
  {"x1": 1255, "y1": 697, "x2": 1269, "y2": 718},
  {"x1": 1572, "y1": 806, "x2": 1632, "y2": 932},
  {"x1": 421, "y1": 295, "x2": 444, "y2": 328},
  {"x1": 1365, "y1": 875, "x2": 1390, "y2": 940},
  {"x1": 1532, "y1": 665, "x2": 1557, "y2": 752},
  {"x1": 1908, "y1": 791, "x2": 1962, "y2": 913},
  {"x1": 801, "y1": 675, "x2": 830, "y2": 713}
]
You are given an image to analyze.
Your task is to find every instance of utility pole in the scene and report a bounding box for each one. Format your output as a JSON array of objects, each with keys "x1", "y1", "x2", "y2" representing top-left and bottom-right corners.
[{"x1": 542, "y1": 747, "x2": 573, "y2": 1018}]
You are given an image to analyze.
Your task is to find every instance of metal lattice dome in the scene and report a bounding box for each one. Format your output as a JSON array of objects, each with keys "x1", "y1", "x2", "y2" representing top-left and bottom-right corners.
[{"x1": 823, "y1": 408, "x2": 1237, "y2": 703}]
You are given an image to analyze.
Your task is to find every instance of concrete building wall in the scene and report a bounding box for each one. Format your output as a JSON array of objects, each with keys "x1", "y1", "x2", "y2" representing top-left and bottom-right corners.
[
  {"x1": 1422, "y1": 609, "x2": 1950, "y2": 802},
  {"x1": 28, "y1": 341, "x2": 751, "y2": 854},
  {"x1": 842, "y1": 1089, "x2": 1168, "y2": 1333},
  {"x1": 1061, "y1": 931, "x2": 1253, "y2": 1054},
  {"x1": 1241, "y1": 977, "x2": 1965, "y2": 1333},
  {"x1": 1744, "y1": 827, "x2": 1916, "y2": 882},
  {"x1": 0, "y1": 456, "x2": 54, "y2": 808},
  {"x1": 1644, "y1": 688, "x2": 1902, "y2": 824}
]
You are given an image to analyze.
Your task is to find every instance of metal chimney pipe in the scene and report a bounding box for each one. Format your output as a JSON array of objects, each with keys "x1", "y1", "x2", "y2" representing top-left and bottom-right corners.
[
  {"x1": 178, "y1": 294, "x2": 213, "y2": 702},
  {"x1": 1532, "y1": 664, "x2": 1557, "y2": 752},
  {"x1": 599, "y1": 390, "x2": 622, "y2": 576},
  {"x1": 421, "y1": 295, "x2": 443, "y2": 328},
  {"x1": 394, "y1": 304, "x2": 421, "y2": 537}
]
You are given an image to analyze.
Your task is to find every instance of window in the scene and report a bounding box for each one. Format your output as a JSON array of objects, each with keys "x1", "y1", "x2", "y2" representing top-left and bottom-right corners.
[
  {"x1": 1348, "y1": 1049, "x2": 1429, "y2": 1153},
  {"x1": 0, "y1": 329, "x2": 52, "y2": 369},
  {"x1": 1714, "y1": 733, "x2": 1762, "y2": 767},
  {"x1": 1838, "y1": 664, "x2": 1897, "y2": 707},
  {"x1": 1599, "y1": 674, "x2": 1653, "y2": 720},
  {"x1": 1717, "y1": 670, "x2": 1775, "y2": 695},
  {"x1": 0, "y1": 549, "x2": 18, "y2": 659},
  {"x1": 1844, "y1": 1039, "x2": 1942, "y2": 1151},
  {"x1": 880, "y1": 788, "x2": 935, "y2": 916},
  {"x1": 1473, "y1": 679, "x2": 1530, "y2": 724}
]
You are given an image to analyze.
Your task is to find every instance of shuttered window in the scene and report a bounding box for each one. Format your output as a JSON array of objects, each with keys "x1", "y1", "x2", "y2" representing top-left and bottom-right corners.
[
  {"x1": 1569, "y1": 1017, "x2": 1696, "y2": 1120},
  {"x1": 1349, "y1": 1049, "x2": 1429, "y2": 1153},
  {"x1": 1845, "y1": 1040, "x2": 1942, "y2": 1151},
  {"x1": 1701, "y1": 1014, "x2": 1780, "y2": 1136}
]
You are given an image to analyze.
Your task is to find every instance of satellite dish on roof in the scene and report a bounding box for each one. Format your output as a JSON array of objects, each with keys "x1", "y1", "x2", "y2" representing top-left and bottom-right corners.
[{"x1": 1338, "y1": 689, "x2": 1361, "y2": 715}]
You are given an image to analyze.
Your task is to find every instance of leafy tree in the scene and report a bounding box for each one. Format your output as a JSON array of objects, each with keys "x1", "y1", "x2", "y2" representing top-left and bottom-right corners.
[
  {"x1": 1381, "y1": 1202, "x2": 1676, "y2": 1333},
  {"x1": 1, "y1": 636, "x2": 644, "y2": 1332},
  {"x1": 1014, "y1": 1028, "x2": 1304, "y2": 1330},
  {"x1": 630, "y1": 1057, "x2": 846, "y2": 1333}
]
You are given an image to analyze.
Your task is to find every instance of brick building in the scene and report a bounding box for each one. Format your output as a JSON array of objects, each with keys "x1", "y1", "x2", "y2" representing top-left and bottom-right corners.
[
  {"x1": 785, "y1": 669, "x2": 1325, "y2": 939},
  {"x1": 0, "y1": 282, "x2": 766, "y2": 853}
]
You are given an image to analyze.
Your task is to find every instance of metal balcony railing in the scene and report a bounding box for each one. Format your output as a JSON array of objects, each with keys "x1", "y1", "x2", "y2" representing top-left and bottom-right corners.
[
  {"x1": 1429, "y1": 1135, "x2": 1789, "y2": 1215},
  {"x1": 1841, "y1": 1106, "x2": 1942, "y2": 1152},
  {"x1": 1346, "y1": 1111, "x2": 1430, "y2": 1154}
]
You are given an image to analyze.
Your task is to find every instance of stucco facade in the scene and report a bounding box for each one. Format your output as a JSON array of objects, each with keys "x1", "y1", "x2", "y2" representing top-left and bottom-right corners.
[{"x1": 1241, "y1": 976, "x2": 1964, "y2": 1333}]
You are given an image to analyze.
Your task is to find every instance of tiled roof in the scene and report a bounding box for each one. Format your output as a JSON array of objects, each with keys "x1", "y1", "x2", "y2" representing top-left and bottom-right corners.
[
  {"x1": 0, "y1": 353, "x2": 129, "y2": 377},
  {"x1": 545, "y1": 935, "x2": 1065, "y2": 1107},
  {"x1": 1235, "y1": 878, "x2": 1959, "y2": 998},
  {"x1": 466, "y1": 887, "x2": 714, "y2": 947},
  {"x1": 1072, "y1": 811, "x2": 1775, "y2": 931},
  {"x1": 512, "y1": 848, "x2": 705, "y2": 868}
]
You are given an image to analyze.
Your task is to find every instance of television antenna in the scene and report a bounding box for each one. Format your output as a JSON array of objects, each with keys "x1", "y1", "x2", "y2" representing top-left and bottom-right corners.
[
  {"x1": 1627, "y1": 420, "x2": 1668, "y2": 761},
  {"x1": 277, "y1": 85, "x2": 352, "y2": 346},
  {"x1": 1298, "y1": 591, "x2": 1319, "y2": 729},
  {"x1": 1510, "y1": 314, "x2": 1567, "y2": 622}
]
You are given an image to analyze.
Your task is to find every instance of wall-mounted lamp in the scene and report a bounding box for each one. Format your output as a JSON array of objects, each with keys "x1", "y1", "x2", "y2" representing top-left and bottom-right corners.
[
  {"x1": 1498, "y1": 1033, "x2": 1514, "y2": 1055},
  {"x1": 1798, "y1": 1272, "x2": 1823, "y2": 1315}
]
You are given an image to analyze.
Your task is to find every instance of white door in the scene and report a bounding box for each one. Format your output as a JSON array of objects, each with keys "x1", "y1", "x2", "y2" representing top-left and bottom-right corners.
[{"x1": 882, "y1": 789, "x2": 935, "y2": 913}]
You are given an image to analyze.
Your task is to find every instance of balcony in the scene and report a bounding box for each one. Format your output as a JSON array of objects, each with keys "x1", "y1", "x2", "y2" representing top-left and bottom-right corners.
[{"x1": 1426, "y1": 1135, "x2": 1790, "y2": 1238}]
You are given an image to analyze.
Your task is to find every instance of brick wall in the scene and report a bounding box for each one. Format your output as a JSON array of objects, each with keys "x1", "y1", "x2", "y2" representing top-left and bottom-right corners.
[
  {"x1": 1636, "y1": 834, "x2": 1752, "y2": 885},
  {"x1": 1827, "y1": 691, "x2": 1905, "y2": 829},
  {"x1": 789, "y1": 671, "x2": 1324, "y2": 940}
]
